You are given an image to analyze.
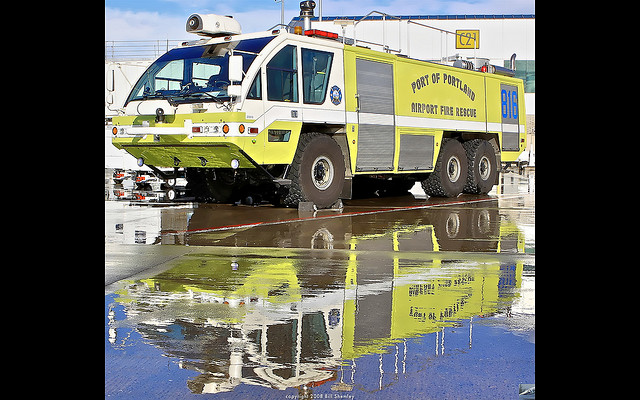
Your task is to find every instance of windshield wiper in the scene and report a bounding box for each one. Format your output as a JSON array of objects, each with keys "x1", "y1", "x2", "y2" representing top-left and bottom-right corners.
[
  {"x1": 143, "y1": 92, "x2": 172, "y2": 101},
  {"x1": 169, "y1": 89, "x2": 229, "y2": 104}
]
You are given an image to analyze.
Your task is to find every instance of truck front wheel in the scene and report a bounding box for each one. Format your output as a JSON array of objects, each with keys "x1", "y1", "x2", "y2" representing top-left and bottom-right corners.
[
  {"x1": 421, "y1": 138, "x2": 468, "y2": 197},
  {"x1": 282, "y1": 133, "x2": 345, "y2": 208}
]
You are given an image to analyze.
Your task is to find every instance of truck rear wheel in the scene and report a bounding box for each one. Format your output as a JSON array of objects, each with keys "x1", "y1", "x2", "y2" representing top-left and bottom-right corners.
[
  {"x1": 421, "y1": 138, "x2": 468, "y2": 197},
  {"x1": 282, "y1": 133, "x2": 345, "y2": 208},
  {"x1": 463, "y1": 139, "x2": 497, "y2": 194}
]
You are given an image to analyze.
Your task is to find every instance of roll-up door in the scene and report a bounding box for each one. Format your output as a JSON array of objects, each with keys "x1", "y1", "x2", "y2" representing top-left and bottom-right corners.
[{"x1": 355, "y1": 59, "x2": 395, "y2": 171}]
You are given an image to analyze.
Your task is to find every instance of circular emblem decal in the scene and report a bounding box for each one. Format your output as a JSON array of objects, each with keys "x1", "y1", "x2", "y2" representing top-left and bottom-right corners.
[{"x1": 329, "y1": 85, "x2": 342, "y2": 105}]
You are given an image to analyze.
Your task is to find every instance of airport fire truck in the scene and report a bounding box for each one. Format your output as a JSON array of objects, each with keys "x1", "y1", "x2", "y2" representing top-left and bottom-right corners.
[{"x1": 111, "y1": 1, "x2": 526, "y2": 207}]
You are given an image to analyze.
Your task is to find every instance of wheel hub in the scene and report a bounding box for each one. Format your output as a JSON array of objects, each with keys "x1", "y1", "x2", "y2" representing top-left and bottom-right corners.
[
  {"x1": 447, "y1": 156, "x2": 461, "y2": 183},
  {"x1": 478, "y1": 155, "x2": 491, "y2": 180},
  {"x1": 311, "y1": 156, "x2": 334, "y2": 191}
]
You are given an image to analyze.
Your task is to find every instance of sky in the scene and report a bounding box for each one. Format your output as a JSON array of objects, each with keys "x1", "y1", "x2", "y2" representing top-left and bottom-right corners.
[{"x1": 105, "y1": 0, "x2": 535, "y2": 41}]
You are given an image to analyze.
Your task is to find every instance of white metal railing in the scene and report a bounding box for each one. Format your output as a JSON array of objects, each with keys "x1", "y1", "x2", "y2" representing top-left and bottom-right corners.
[
  {"x1": 353, "y1": 11, "x2": 404, "y2": 53},
  {"x1": 351, "y1": 11, "x2": 477, "y2": 62},
  {"x1": 105, "y1": 40, "x2": 185, "y2": 61}
]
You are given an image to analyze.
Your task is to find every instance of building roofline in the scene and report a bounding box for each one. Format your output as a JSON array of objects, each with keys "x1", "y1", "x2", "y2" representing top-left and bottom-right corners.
[{"x1": 292, "y1": 14, "x2": 535, "y2": 22}]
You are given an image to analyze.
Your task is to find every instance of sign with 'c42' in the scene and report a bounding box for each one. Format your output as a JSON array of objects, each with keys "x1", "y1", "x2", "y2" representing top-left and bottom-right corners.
[{"x1": 456, "y1": 30, "x2": 479, "y2": 49}]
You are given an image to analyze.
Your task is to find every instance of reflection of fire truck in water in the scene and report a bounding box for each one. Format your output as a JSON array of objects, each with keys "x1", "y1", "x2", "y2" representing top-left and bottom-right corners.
[
  {"x1": 108, "y1": 200, "x2": 530, "y2": 393},
  {"x1": 110, "y1": 2, "x2": 526, "y2": 207}
]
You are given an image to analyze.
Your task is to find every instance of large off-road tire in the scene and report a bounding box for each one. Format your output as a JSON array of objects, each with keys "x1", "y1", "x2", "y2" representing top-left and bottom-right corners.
[
  {"x1": 421, "y1": 138, "x2": 468, "y2": 197},
  {"x1": 282, "y1": 133, "x2": 346, "y2": 208},
  {"x1": 463, "y1": 139, "x2": 497, "y2": 194}
]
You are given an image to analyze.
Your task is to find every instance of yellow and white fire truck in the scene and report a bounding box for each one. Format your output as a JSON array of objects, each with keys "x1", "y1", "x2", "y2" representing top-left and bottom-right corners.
[{"x1": 111, "y1": 2, "x2": 526, "y2": 207}]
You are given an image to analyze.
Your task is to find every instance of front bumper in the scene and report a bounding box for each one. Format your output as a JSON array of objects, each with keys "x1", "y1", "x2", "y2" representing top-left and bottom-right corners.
[
  {"x1": 110, "y1": 114, "x2": 263, "y2": 169},
  {"x1": 112, "y1": 135, "x2": 257, "y2": 169}
]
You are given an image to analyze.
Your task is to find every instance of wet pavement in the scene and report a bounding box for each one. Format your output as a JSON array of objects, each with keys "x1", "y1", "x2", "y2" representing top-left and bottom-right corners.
[{"x1": 105, "y1": 169, "x2": 534, "y2": 399}]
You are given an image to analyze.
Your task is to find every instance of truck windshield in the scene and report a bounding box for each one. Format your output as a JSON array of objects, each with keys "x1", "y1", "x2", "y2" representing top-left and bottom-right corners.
[{"x1": 125, "y1": 36, "x2": 274, "y2": 106}]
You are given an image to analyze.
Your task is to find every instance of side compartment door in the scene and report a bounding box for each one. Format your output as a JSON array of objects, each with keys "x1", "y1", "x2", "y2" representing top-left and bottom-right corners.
[{"x1": 355, "y1": 59, "x2": 395, "y2": 172}]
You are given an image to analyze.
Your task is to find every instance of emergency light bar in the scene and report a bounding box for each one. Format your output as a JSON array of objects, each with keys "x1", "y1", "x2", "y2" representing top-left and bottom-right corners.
[{"x1": 304, "y1": 29, "x2": 339, "y2": 39}]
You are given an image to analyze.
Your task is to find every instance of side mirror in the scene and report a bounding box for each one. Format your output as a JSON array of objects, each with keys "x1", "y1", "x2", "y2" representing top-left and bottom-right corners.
[
  {"x1": 229, "y1": 55, "x2": 243, "y2": 83},
  {"x1": 227, "y1": 84, "x2": 242, "y2": 100},
  {"x1": 106, "y1": 68, "x2": 115, "y2": 92}
]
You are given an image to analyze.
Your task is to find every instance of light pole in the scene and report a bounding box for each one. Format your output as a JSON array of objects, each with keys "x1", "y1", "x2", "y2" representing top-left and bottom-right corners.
[{"x1": 274, "y1": 0, "x2": 284, "y2": 27}]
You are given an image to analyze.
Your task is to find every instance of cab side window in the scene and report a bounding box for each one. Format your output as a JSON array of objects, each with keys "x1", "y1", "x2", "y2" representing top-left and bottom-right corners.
[
  {"x1": 302, "y1": 49, "x2": 333, "y2": 104},
  {"x1": 247, "y1": 72, "x2": 261, "y2": 99},
  {"x1": 267, "y1": 45, "x2": 298, "y2": 102}
]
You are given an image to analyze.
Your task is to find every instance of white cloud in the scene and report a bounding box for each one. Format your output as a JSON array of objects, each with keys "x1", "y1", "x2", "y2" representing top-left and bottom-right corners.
[
  {"x1": 223, "y1": 9, "x2": 286, "y2": 32},
  {"x1": 105, "y1": 6, "x2": 291, "y2": 40},
  {"x1": 105, "y1": 7, "x2": 191, "y2": 41}
]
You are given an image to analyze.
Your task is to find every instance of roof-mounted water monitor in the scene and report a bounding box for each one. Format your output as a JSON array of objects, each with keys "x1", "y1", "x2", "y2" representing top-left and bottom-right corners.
[
  {"x1": 299, "y1": 1, "x2": 316, "y2": 31},
  {"x1": 186, "y1": 14, "x2": 242, "y2": 37}
]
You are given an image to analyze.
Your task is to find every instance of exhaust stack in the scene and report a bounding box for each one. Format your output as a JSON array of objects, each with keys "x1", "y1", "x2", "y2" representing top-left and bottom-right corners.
[
  {"x1": 299, "y1": 1, "x2": 316, "y2": 31},
  {"x1": 510, "y1": 53, "x2": 517, "y2": 70}
]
